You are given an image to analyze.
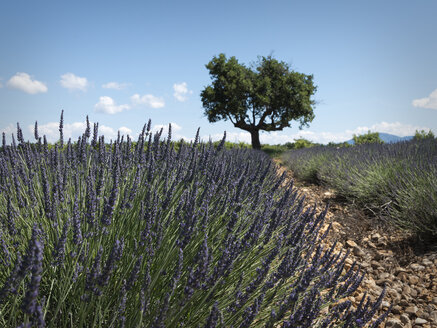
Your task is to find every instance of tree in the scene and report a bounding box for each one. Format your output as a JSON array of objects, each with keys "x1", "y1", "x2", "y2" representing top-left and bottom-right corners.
[
  {"x1": 200, "y1": 54, "x2": 317, "y2": 149},
  {"x1": 352, "y1": 131, "x2": 383, "y2": 145},
  {"x1": 413, "y1": 129, "x2": 435, "y2": 141}
]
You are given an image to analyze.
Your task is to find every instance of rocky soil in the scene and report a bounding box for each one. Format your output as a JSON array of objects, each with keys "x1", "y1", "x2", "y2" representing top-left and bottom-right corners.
[{"x1": 275, "y1": 160, "x2": 437, "y2": 328}]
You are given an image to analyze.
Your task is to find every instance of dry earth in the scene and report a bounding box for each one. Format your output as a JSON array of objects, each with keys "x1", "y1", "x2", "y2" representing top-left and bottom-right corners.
[{"x1": 274, "y1": 159, "x2": 437, "y2": 328}]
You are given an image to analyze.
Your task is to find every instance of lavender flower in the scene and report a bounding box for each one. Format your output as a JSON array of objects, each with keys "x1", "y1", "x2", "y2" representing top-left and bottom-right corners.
[
  {"x1": 59, "y1": 110, "x2": 64, "y2": 147},
  {"x1": 203, "y1": 302, "x2": 221, "y2": 328},
  {"x1": 34, "y1": 121, "x2": 39, "y2": 141},
  {"x1": 16, "y1": 122, "x2": 24, "y2": 144},
  {"x1": 98, "y1": 239, "x2": 123, "y2": 287},
  {"x1": 126, "y1": 255, "x2": 143, "y2": 291},
  {"x1": 21, "y1": 226, "x2": 44, "y2": 318},
  {"x1": 52, "y1": 218, "x2": 69, "y2": 266}
]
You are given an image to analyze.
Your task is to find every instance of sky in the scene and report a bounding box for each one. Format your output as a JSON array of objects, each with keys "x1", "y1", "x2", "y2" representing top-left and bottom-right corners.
[{"x1": 1, "y1": 0, "x2": 436, "y2": 145}]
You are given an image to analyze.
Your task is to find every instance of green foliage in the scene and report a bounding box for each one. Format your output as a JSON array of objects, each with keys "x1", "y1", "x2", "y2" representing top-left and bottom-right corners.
[
  {"x1": 291, "y1": 138, "x2": 319, "y2": 149},
  {"x1": 260, "y1": 144, "x2": 288, "y2": 157},
  {"x1": 201, "y1": 54, "x2": 317, "y2": 149},
  {"x1": 326, "y1": 141, "x2": 351, "y2": 148},
  {"x1": 352, "y1": 131, "x2": 383, "y2": 145},
  {"x1": 413, "y1": 129, "x2": 435, "y2": 141}
]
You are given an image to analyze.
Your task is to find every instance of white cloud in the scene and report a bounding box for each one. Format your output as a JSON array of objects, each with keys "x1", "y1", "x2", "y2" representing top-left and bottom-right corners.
[
  {"x1": 1, "y1": 124, "x2": 15, "y2": 135},
  {"x1": 203, "y1": 121, "x2": 433, "y2": 145},
  {"x1": 347, "y1": 121, "x2": 431, "y2": 138},
  {"x1": 102, "y1": 82, "x2": 129, "y2": 90},
  {"x1": 118, "y1": 126, "x2": 133, "y2": 136},
  {"x1": 60, "y1": 73, "x2": 88, "y2": 91},
  {"x1": 94, "y1": 96, "x2": 130, "y2": 114},
  {"x1": 152, "y1": 122, "x2": 182, "y2": 133},
  {"x1": 131, "y1": 94, "x2": 165, "y2": 108},
  {"x1": 0, "y1": 124, "x2": 17, "y2": 144},
  {"x1": 173, "y1": 82, "x2": 193, "y2": 102},
  {"x1": 412, "y1": 89, "x2": 437, "y2": 110},
  {"x1": 7, "y1": 72, "x2": 48, "y2": 94},
  {"x1": 27, "y1": 120, "x2": 135, "y2": 143},
  {"x1": 147, "y1": 122, "x2": 189, "y2": 141}
]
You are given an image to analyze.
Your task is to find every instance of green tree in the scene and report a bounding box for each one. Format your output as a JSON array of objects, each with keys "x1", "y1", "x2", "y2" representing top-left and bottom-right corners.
[
  {"x1": 200, "y1": 54, "x2": 317, "y2": 149},
  {"x1": 352, "y1": 131, "x2": 383, "y2": 145},
  {"x1": 292, "y1": 138, "x2": 318, "y2": 149},
  {"x1": 413, "y1": 129, "x2": 435, "y2": 141}
]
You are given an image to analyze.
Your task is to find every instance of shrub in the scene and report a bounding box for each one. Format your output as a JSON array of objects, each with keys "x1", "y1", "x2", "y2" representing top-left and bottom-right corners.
[
  {"x1": 0, "y1": 117, "x2": 388, "y2": 327},
  {"x1": 352, "y1": 131, "x2": 383, "y2": 145},
  {"x1": 413, "y1": 129, "x2": 435, "y2": 141},
  {"x1": 281, "y1": 139, "x2": 437, "y2": 237}
]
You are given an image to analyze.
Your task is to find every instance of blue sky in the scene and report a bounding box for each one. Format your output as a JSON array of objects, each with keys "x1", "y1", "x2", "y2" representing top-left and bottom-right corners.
[{"x1": 1, "y1": 0, "x2": 436, "y2": 144}]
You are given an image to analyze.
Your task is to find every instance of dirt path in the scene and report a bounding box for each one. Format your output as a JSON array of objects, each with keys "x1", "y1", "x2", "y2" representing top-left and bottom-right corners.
[{"x1": 274, "y1": 158, "x2": 437, "y2": 328}]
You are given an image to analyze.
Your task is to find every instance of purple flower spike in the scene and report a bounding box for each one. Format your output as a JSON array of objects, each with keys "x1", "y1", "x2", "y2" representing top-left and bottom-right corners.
[{"x1": 21, "y1": 225, "x2": 45, "y2": 327}]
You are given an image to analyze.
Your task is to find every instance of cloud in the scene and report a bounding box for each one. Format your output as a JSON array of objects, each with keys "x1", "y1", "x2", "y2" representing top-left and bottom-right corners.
[
  {"x1": 7, "y1": 72, "x2": 48, "y2": 94},
  {"x1": 60, "y1": 73, "x2": 88, "y2": 91},
  {"x1": 131, "y1": 94, "x2": 165, "y2": 108},
  {"x1": 146, "y1": 122, "x2": 189, "y2": 141},
  {"x1": 1, "y1": 123, "x2": 15, "y2": 135},
  {"x1": 152, "y1": 122, "x2": 182, "y2": 135},
  {"x1": 118, "y1": 126, "x2": 133, "y2": 136},
  {"x1": 94, "y1": 96, "x2": 130, "y2": 114},
  {"x1": 347, "y1": 121, "x2": 431, "y2": 138},
  {"x1": 26, "y1": 120, "x2": 135, "y2": 143},
  {"x1": 102, "y1": 82, "x2": 129, "y2": 90},
  {"x1": 412, "y1": 89, "x2": 437, "y2": 110},
  {"x1": 203, "y1": 121, "x2": 433, "y2": 145},
  {"x1": 173, "y1": 82, "x2": 193, "y2": 102}
]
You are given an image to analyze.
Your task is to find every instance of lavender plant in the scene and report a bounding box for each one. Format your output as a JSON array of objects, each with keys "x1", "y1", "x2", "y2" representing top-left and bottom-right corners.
[
  {"x1": 0, "y1": 116, "x2": 388, "y2": 327},
  {"x1": 281, "y1": 139, "x2": 437, "y2": 237}
]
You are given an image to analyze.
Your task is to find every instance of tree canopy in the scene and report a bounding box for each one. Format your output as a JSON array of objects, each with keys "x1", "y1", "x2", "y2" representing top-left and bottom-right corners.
[
  {"x1": 352, "y1": 131, "x2": 383, "y2": 145},
  {"x1": 200, "y1": 54, "x2": 317, "y2": 149},
  {"x1": 413, "y1": 129, "x2": 435, "y2": 141}
]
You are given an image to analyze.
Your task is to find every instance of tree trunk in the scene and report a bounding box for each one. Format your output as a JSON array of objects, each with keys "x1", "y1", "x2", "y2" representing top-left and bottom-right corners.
[{"x1": 250, "y1": 129, "x2": 261, "y2": 150}]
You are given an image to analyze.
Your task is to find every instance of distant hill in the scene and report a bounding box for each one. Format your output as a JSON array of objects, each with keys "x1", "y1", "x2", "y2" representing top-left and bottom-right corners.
[{"x1": 347, "y1": 133, "x2": 413, "y2": 145}]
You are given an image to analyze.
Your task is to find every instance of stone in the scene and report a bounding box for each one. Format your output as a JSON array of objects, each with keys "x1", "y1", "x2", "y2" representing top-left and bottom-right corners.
[
  {"x1": 422, "y1": 259, "x2": 433, "y2": 267},
  {"x1": 379, "y1": 272, "x2": 390, "y2": 280},
  {"x1": 400, "y1": 314, "x2": 411, "y2": 325},
  {"x1": 399, "y1": 299, "x2": 410, "y2": 307},
  {"x1": 367, "y1": 241, "x2": 377, "y2": 248},
  {"x1": 385, "y1": 318, "x2": 403, "y2": 328},
  {"x1": 429, "y1": 311, "x2": 437, "y2": 322},
  {"x1": 409, "y1": 275, "x2": 419, "y2": 285},
  {"x1": 432, "y1": 297, "x2": 437, "y2": 305},
  {"x1": 416, "y1": 309, "x2": 428, "y2": 319},
  {"x1": 405, "y1": 306, "x2": 418, "y2": 315},
  {"x1": 353, "y1": 246, "x2": 366, "y2": 257},
  {"x1": 374, "y1": 251, "x2": 385, "y2": 261},
  {"x1": 415, "y1": 317, "x2": 428, "y2": 325},
  {"x1": 346, "y1": 240, "x2": 358, "y2": 248},
  {"x1": 397, "y1": 272, "x2": 409, "y2": 283},
  {"x1": 371, "y1": 233, "x2": 381, "y2": 241},
  {"x1": 391, "y1": 305, "x2": 402, "y2": 314},
  {"x1": 410, "y1": 263, "x2": 426, "y2": 271},
  {"x1": 410, "y1": 288, "x2": 418, "y2": 298}
]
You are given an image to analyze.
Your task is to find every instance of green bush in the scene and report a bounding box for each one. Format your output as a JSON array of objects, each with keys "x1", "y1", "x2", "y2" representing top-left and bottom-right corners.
[
  {"x1": 281, "y1": 139, "x2": 437, "y2": 238},
  {"x1": 352, "y1": 131, "x2": 383, "y2": 145}
]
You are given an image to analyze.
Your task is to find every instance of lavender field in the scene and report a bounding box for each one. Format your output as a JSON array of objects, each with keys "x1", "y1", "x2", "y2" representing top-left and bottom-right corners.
[
  {"x1": 0, "y1": 116, "x2": 389, "y2": 327},
  {"x1": 281, "y1": 138, "x2": 437, "y2": 238}
]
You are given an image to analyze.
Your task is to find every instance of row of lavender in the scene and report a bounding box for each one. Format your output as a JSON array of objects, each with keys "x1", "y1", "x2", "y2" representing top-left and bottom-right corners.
[
  {"x1": 0, "y1": 115, "x2": 388, "y2": 327},
  {"x1": 281, "y1": 139, "x2": 437, "y2": 237}
]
